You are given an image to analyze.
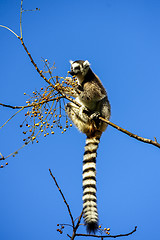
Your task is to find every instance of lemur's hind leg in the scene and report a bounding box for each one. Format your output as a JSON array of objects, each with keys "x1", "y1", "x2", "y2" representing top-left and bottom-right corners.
[{"x1": 65, "y1": 102, "x2": 93, "y2": 134}]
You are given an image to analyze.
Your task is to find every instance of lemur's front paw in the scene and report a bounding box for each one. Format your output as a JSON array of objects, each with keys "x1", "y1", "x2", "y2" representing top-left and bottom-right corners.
[
  {"x1": 75, "y1": 84, "x2": 83, "y2": 94},
  {"x1": 90, "y1": 112, "x2": 101, "y2": 128},
  {"x1": 90, "y1": 112, "x2": 100, "y2": 120},
  {"x1": 79, "y1": 106, "x2": 89, "y2": 116}
]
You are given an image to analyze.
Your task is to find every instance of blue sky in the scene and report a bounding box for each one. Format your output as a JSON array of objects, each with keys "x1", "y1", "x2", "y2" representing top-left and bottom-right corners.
[{"x1": 0, "y1": 0, "x2": 160, "y2": 239}]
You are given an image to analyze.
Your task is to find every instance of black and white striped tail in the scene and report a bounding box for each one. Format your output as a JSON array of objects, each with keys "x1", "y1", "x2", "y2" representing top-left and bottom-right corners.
[{"x1": 82, "y1": 136, "x2": 100, "y2": 233}]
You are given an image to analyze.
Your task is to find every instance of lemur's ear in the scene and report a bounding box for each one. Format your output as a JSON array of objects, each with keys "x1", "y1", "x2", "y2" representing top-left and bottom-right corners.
[
  {"x1": 83, "y1": 60, "x2": 90, "y2": 68},
  {"x1": 69, "y1": 60, "x2": 74, "y2": 65}
]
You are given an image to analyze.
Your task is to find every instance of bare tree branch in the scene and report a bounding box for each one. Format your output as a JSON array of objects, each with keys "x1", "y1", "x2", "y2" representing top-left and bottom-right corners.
[
  {"x1": 49, "y1": 167, "x2": 137, "y2": 239},
  {"x1": 70, "y1": 211, "x2": 83, "y2": 240},
  {"x1": 99, "y1": 117, "x2": 160, "y2": 149},
  {"x1": 0, "y1": 96, "x2": 64, "y2": 109},
  {"x1": 1, "y1": 101, "x2": 159, "y2": 150},
  {"x1": 49, "y1": 168, "x2": 75, "y2": 228},
  {"x1": 20, "y1": 0, "x2": 23, "y2": 38},
  {"x1": 75, "y1": 226, "x2": 137, "y2": 238},
  {"x1": 0, "y1": 107, "x2": 24, "y2": 130},
  {"x1": 0, "y1": 24, "x2": 19, "y2": 38}
]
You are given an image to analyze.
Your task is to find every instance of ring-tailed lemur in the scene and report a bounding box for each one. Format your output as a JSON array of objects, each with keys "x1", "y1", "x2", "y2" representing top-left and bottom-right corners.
[{"x1": 65, "y1": 60, "x2": 111, "y2": 233}]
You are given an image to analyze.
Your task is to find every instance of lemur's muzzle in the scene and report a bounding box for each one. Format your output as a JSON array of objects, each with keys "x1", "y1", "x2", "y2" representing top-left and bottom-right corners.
[{"x1": 69, "y1": 70, "x2": 75, "y2": 76}]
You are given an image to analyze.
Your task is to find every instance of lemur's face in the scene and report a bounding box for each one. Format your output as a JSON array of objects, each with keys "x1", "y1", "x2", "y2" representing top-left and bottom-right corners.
[{"x1": 69, "y1": 60, "x2": 90, "y2": 77}]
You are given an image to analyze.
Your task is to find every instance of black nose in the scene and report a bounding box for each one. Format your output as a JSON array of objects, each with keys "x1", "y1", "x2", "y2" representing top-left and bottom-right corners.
[{"x1": 69, "y1": 70, "x2": 75, "y2": 76}]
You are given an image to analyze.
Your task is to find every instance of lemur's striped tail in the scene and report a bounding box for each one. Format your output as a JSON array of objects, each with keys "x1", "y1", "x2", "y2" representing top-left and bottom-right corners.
[{"x1": 82, "y1": 136, "x2": 100, "y2": 233}]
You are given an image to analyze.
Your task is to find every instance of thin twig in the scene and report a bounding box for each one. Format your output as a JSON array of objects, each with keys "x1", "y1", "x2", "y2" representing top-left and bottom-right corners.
[
  {"x1": 70, "y1": 211, "x2": 83, "y2": 240},
  {"x1": 75, "y1": 211, "x2": 83, "y2": 230},
  {"x1": 0, "y1": 107, "x2": 24, "y2": 130},
  {"x1": 75, "y1": 226, "x2": 137, "y2": 238},
  {"x1": 0, "y1": 25, "x2": 19, "y2": 38},
  {"x1": 49, "y1": 169, "x2": 75, "y2": 228},
  {"x1": 20, "y1": 0, "x2": 23, "y2": 38},
  {"x1": 58, "y1": 223, "x2": 73, "y2": 228},
  {"x1": 49, "y1": 170, "x2": 83, "y2": 240},
  {"x1": 1, "y1": 141, "x2": 30, "y2": 160},
  {"x1": 0, "y1": 96, "x2": 64, "y2": 110},
  {"x1": 0, "y1": 153, "x2": 5, "y2": 160},
  {"x1": 99, "y1": 117, "x2": 160, "y2": 149},
  {"x1": 0, "y1": 102, "x2": 23, "y2": 109}
]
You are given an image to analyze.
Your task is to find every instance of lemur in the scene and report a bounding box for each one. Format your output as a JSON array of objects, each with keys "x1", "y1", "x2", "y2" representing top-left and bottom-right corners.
[{"x1": 65, "y1": 60, "x2": 111, "y2": 233}]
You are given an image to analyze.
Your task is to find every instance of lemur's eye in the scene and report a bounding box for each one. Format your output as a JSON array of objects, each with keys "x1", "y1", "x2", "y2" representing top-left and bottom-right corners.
[{"x1": 74, "y1": 66, "x2": 80, "y2": 70}]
